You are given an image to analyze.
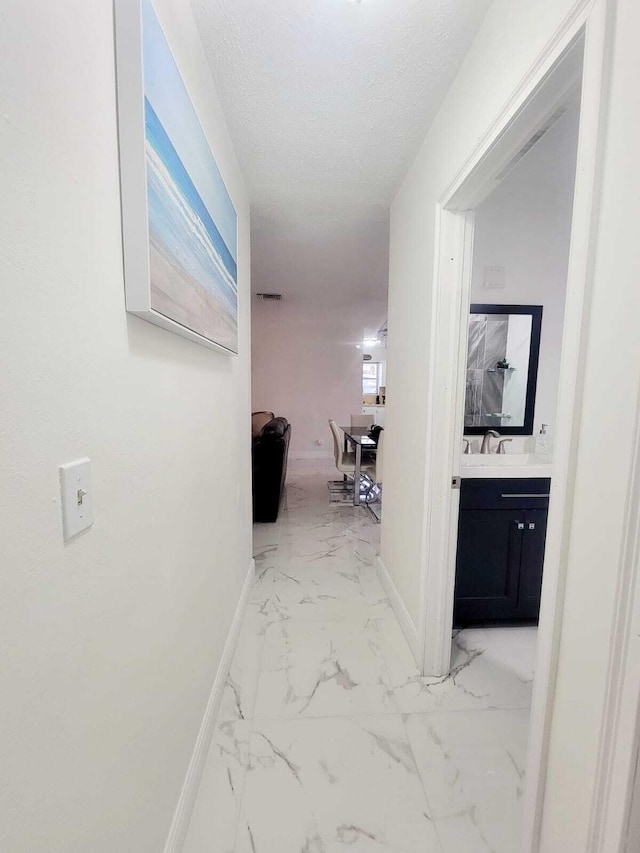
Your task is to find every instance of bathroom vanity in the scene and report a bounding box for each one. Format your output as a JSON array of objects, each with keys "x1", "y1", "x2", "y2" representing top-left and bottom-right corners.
[{"x1": 454, "y1": 454, "x2": 551, "y2": 627}]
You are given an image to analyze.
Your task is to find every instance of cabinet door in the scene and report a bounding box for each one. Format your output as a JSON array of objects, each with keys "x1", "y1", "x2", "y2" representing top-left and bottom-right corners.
[
  {"x1": 517, "y1": 508, "x2": 548, "y2": 619},
  {"x1": 454, "y1": 509, "x2": 524, "y2": 625}
]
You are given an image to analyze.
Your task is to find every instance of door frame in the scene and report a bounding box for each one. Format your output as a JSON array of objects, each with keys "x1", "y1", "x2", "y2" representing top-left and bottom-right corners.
[
  {"x1": 586, "y1": 387, "x2": 640, "y2": 850},
  {"x1": 417, "y1": 0, "x2": 615, "y2": 850}
]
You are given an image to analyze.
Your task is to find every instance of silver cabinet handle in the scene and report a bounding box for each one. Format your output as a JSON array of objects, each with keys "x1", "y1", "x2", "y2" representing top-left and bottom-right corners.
[
  {"x1": 529, "y1": 522, "x2": 536, "y2": 530},
  {"x1": 501, "y1": 493, "x2": 550, "y2": 499},
  {"x1": 515, "y1": 521, "x2": 525, "y2": 530}
]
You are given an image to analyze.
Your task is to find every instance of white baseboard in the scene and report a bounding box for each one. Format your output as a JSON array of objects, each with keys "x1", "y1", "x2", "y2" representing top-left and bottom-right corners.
[
  {"x1": 163, "y1": 558, "x2": 256, "y2": 853},
  {"x1": 289, "y1": 450, "x2": 333, "y2": 460},
  {"x1": 376, "y1": 556, "x2": 419, "y2": 664}
]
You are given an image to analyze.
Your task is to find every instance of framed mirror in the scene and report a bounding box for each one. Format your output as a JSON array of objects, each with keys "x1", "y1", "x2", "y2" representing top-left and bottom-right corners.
[{"x1": 464, "y1": 304, "x2": 543, "y2": 435}]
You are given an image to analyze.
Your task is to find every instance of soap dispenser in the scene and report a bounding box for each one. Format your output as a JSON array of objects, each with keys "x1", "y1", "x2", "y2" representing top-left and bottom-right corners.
[{"x1": 535, "y1": 424, "x2": 552, "y2": 456}]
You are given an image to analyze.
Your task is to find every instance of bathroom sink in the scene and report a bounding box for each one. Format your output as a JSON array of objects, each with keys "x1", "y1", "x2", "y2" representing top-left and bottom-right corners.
[
  {"x1": 461, "y1": 453, "x2": 549, "y2": 467},
  {"x1": 460, "y1": 452, "x2": 552, "y2": 478}
]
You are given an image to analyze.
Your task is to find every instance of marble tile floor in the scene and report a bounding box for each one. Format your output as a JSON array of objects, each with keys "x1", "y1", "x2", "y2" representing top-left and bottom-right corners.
[{"x1": 183, "y1": 459, "x2": 538, "y2": 853}]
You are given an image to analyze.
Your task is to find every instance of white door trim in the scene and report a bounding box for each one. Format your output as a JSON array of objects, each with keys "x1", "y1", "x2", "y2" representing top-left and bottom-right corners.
[
  {"x1": 586, "y1": 386, "x2": 640, "y2": 851},
  {"x1": 522, "y1": 3, "x2": 613, "y2": 848},
  {"x1": 417, "y1": 207, "x2": 474, "y2": 677},
  {"x1": 418, "y1": 0, "x2": 617, "y2": 850}
]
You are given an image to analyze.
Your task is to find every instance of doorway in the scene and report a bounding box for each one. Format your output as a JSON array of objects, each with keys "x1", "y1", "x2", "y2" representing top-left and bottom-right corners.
[
  {"x1": 455, "y1": 91, "x2": 580, "y2": 635},
  {"x1": 416, "y1": 10, "x2": 611, "y2": 850}
]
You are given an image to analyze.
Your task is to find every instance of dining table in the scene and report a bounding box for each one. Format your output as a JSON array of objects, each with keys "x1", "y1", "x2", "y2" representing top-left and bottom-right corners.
[{"x1": 340, "y1": 426, "x2": 377, "y2": 506}]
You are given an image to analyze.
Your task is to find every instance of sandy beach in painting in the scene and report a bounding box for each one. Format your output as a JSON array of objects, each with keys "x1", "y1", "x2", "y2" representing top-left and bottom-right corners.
[
  {"x1": 149, "y1": 237, "x2": 237, "y2": 350},
  {"x1": 140, "y1": 0, "x2": 239, "y2": 351},
  {"x1": 143, "y1": 70, "x2": 238, "y2": 351}
]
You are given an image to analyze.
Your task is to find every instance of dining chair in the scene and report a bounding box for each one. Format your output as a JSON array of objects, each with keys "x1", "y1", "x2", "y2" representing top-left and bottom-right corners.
[
  {"x1": 363, "y1": 430, "x2": 384, "y2": 484},
  {"x1": 329, "y1": 419, "x2": 356, "y2": 475},
  {"x1": 350, "y1": 414, "x2": 375, "y2": 428},
  {"x1": 327, "y1": 419, "x2": 358, "y2": 500},
  {"x1": 363, "y1": 431, "x2": 384, "y2": 521}
]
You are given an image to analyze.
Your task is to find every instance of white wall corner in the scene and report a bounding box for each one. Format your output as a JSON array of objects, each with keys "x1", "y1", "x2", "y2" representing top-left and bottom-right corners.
[
  {"x1": 162, "y1": 557, "x2": 256, "y2": 853},
  {"x1": 376, "y1": 556, "x2": 419, "y2": 664}
]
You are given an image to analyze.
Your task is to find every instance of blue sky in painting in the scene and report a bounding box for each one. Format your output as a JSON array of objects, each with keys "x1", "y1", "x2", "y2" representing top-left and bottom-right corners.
[
  {"x1": 141, "y1": 0, "x2": 237, "y2": 264},
  {"x1": 145, "y1": 100, "x2": 237, "y2": 317},
  {"x1": 145, "y1": 99, "x2": 237, "y2": 286}
]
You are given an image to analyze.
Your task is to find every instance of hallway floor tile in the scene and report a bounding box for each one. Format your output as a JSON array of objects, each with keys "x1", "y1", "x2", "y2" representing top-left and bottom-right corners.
[{"x1": 183, "y1": 460, "x2": 536, "y2": 853}]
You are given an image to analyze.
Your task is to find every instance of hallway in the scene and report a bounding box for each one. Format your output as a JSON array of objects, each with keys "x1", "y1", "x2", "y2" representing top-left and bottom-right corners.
[{"x1": 184, "y1": 460, "x2": 536, "y2": 853}]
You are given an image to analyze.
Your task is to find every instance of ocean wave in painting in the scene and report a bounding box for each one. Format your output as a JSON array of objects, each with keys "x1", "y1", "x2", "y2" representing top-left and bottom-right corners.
[{"x1": 144, "y1": 98, "x2": 237, "y2": 345}]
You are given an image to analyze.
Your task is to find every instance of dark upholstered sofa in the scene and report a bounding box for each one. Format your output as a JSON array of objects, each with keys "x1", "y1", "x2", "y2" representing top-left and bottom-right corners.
[{"x1": 251, "y1": 411, "x2": 291, "y2": 523}]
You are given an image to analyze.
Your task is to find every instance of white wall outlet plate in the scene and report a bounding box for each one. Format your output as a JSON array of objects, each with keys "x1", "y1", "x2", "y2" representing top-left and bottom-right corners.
[
  {"x1": 484, "y1": 265, "x2": 506, "y2": 289},
  {"x1": 59, "y1": 458, "x2": 93, "y2": 541}
]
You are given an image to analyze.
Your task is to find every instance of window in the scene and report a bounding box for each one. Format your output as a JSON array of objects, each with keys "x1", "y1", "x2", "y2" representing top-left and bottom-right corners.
[{"x1": 362, "y1": 362, "x2": 381, "y2": 395}]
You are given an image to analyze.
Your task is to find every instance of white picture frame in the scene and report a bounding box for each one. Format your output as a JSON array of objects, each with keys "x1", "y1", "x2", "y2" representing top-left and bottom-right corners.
[{"x1": 113, "y1": 0, "x2": 239, "y2": 355}]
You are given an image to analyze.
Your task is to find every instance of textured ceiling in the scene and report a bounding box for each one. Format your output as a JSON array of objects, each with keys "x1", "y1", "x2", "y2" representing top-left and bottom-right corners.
[{"x1": 190, "y1": 0, "x2": 492, "y2": 304}]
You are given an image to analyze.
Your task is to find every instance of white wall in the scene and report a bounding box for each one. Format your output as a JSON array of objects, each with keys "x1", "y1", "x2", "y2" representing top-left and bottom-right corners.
[
  {"x1": 252, "y1": 296, "x2": 387, "y2": 456},
  {"x1": 385, "y1": 0, "x2": 640, "y2": 847},
  {"x1": 468, "y1": 104, "x2": 580, "y2": 447},
  {"x1": 0, "y1": 2, "x2": 251, "y2": 851}
]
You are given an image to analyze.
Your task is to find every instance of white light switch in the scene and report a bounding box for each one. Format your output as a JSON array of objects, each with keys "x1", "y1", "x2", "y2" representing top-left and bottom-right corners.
[{"x1": 59, "y1": 458, "x2": 93, "y2": 540}]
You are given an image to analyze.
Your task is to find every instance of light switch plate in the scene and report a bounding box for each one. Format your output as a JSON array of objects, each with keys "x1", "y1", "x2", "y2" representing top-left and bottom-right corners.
[
  {"x1": 59, "y1": 458, "x2": 93, "y2": 540},
  {"x1": 484, "y1": 265, "x2": 506, "y2": 289}
]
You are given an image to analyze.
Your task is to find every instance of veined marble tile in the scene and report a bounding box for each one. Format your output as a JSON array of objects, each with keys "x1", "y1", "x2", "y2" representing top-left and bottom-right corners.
[
  {"x1": 187, "y1": 462, "x2": 535, "y2": 852},
  {"x1": 272, "y1": 545, "x2": 381, "y2": 582},
  {"x1": 339, "y1": 504, "x2": 381, "y2": 529},
  {"x1": 276, "y1": 528, "x2": 349, "y2": 563},
  {"x1": 482, "y1": 626, "x2": 538, "y2": 685},
  {"x1": 368, "y1": 621, "x2": 532, "y2": 713},
  {"x1": 279, "y1": 522, "x2": 347, "y2": 545},
  {"x1": 218, "y1": 610, "x2": 266, "y2": 722},
  {"x1": 249, "y1": 561, "x2": 391, "y2": 625},
  {"x1": 282, "y1": 504, "x2": 346, "y2": 525},
  {"x1": 281, "y1": 482, "x2": 329, "y2": 512},
  {"x1": 182, "y1": 720, "x2": 251, "y2": 853},
  {"x1": 348, "y1": 534, "x2": 380, "y2": 567},
  {"x1": 254, "y1": 619, "x2": 398, "y2": 718},
  {"x1": 253, "y1": 521, "x2": 282, "y2": 550},
  {"x1": 404, "y1": 708, "x2": 529, "y2": 853},
  {"x1": 342, "y1": 518, "x2": 381, "y2": 546},
  {"x1": 253, "y1": 558, "x2": 379, "y2": 590},
  {"x1": 235, "y1": 716, "x2": 442, "y2": 852},
  {"x1": 434, "y1": 812, "x2": 501, "y2": 853},
  {"x1": 253, "y1": 543, "x2": 278, "y2": 580}
]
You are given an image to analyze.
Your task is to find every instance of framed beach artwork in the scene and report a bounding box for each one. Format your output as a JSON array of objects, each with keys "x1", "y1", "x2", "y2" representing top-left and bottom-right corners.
[{"x1": 114, "y1": 0, "x2": 238, "y2": 354}]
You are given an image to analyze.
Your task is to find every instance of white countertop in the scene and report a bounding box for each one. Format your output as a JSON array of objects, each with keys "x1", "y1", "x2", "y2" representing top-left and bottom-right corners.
[{"x1": 460, "y1": 453, "x2": 553, "y2": 479}]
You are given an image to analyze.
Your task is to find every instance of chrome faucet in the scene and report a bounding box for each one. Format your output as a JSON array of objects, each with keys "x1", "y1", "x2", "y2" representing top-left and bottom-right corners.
[
  {"x1": 480, "y1": 429, "x2": 501, "y2": 454},
  {"x1": 462, "y1": 439, "x2": 472, "y2": 454},
  {"x1": 497, "y1": 438, "x2": 513, "y2": 454}
]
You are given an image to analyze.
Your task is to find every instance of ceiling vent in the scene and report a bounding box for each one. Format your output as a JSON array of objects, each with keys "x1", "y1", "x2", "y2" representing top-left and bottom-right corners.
[
  {"x1": 494, "y1": 106, "x2": 568, "y2": 183},
  {"x1": 256, "y1": 292, "x2": 282, "y2": 302}
]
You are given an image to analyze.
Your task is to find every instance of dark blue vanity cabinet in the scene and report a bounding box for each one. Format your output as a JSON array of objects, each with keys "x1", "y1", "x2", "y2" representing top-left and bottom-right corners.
[{"x1": 454, "y1": 478, "x2": 551, "y2": 626}]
